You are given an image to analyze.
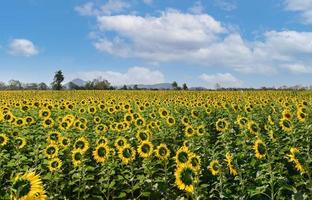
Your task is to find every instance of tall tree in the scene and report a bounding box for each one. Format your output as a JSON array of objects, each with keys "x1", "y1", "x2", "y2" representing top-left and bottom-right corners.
[
  {"x1": 182, "y1": 83, "x2": 188, "y2": 90},
  {"x1": 171, "y1": 81, "x2": 178, "y2": 90},
  {"x1": 52, "y1": 70, "x2": 64, "y2": 90}
]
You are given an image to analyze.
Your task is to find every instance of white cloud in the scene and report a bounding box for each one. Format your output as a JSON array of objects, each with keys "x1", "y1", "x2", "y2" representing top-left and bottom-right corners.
[
  {"x1": 74, "y1": 67, "x2": 165, "y2": 86},
  {"x1": 199, "y1": 73, "x2": 242, "y2": 88},
  {"x1": 285, "y1": 0, "x2": 312, "y2": 24},
  {"x1": 283, "y1": 64, "x2": 312, "y2": 73},
  {"x1": 76, "y1": 6, "x2": 312, "y2": 74},
  {"x1": 8, "y1": 39, "x2": 39, "y2": 57},
  {"x1": 75, "y1": 0, "x2": 130, "y2": 16}
]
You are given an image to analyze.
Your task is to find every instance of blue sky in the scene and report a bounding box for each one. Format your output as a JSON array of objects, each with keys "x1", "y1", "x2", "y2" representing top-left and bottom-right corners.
[{"x1": 0, "y1": 0, "x2": 312, "y2": 88}]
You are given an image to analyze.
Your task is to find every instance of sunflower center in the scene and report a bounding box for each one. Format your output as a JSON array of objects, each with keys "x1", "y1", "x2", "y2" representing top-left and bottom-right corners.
[
  {"x1": 0, "y1": 136, "x2": 4, "y2": 143},
  {"x1": 97, "y1": 147, "x2": 107, "y2": 157},
  {"x1": 13, "y1": 179, "x2": 31, "y2": 198},
  {"x1": 74, "y1": 152, "x2": 82, "y2": 161},
  {"x1": 212, "y1": 162, "x2": 219, "y2": 171},
  {"x1": 187, "y1": 127, "x2": 193, "y2": 134},
  {"x1": 258, "y1": 143, "x2": 266, "y2": 155},
  {"x1": 251, "y1": 124, "x2": 258, "y2": 132},
  {"x1": 180, "y1": 168, "x2": 195, "y2": 186},
  {"x1": 168, "y1": 118, "x2": 174, "y2": 123},
  {"x1": 142, "y1": 144, "x2": 150, "y2": 153},
  {"x1": 62, "y1": 139, "x2": 69, "y2": 145},
  {"x1": 52, "y1": 161, "x2": 59, "y2": 168},
  {"x1": 50, "y1": 133, "x2": 58, "y2": 141},
  {"x1": 122, "y1": 148, "x2": 132, "y2": 158},
  {"x1": 218, "y1": 121, "x2": 226, "y2": 129},
  {"x1": 283, "y1": 120, "x2": 291, "y2": 128},
  {"x1": 139, "y1": 132, "x2": 148, "y2": 140},
  {"x1": 178, "y1": 152, "x2": 189, "y2": 163},
  {"x1": 47, "y1": 147, "x2": 56, "y2": 155},
  {"x1": 118, "y1": 140, "x2": 124, "y2": 146},
  {"x1": 16, "y1": 139, "x2": 22, "y2": 145},
  {"x1": 191, "y1": 157, "x2": 199, "y2": 167},
  {"x1": 159, "y1": 147, "x2": 167, "y2": 156},
  {"x1": 76, "y1": 141, "x2": 85, "y2": 149}
]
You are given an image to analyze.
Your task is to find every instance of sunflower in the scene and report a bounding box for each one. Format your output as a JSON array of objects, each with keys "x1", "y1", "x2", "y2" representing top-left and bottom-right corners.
[
  {"x1": 208, "y1": 160, "x2": 220, "y2": 176},
  {"x1": 72, "y1": 149, "x2": 84, "y2": 167},
  {"x1": 282, "y1": 109, "x2": 292, "y2": 120},
  {"x1": 15, "y1": 137, "x2": 27, "y2": 149},
  {"x1": 248, "y1": 121, "x2": 260, "y2": 135},
  {"x1": 118, "y1": 144, "x2": 136, "y2": 165},
  {"x1": 88, "y1": 106, "x2": 97, "y2": 114},
  {"x1": 39, "y1": 108, "x2": 51, "y2": 119},
  {"x1": 137, "y1": 141, "x2": 154, "y2": 158},
  {"x1": 279, "y1": 117, "x2": 293, "y2": 133},
  {"x1": 253, "y1": 139, "x2": 266, "y2": 159},
  {"x1": 175, "y1": 146, "x2": 191, "y2": 165},
  {"x1": 44, "y1": 144, "x2": 59, "y2": 159},
  {"x1": 155, "y1": 143, "x2": 170, "y2": 160},
  {"x1": 95, "y1": 124, "x2": 108, "y2": 135},
  {"x1": 14, "y1": 118, "x2": 26, "y2": 127},
  {"x1": 60, "y1": 137, "x2": 70, "y2": 149},
  {"x1": 215, "y1": 119, "x2": 229, "y2": 132},
  {"x1": 287, "y1": 147, "x2": 305, "y2": 174},
  {"x1": 175, "y1": 163, "x2": 197, "y2": 193},
  {"x1": 114, "y1": 137, "x2": 128, "y2": 150},
  {"x1": 47, "y1": 131, "x2": 61, "y2": 144},
  {"x1": 135, "y1": 117, "x2": 145, "y2": 127},
  {"x1": 59, "y1": 121, "x2": 70, "y2": 131},
  {"x1": 135, "y1": 129, "x2": 151, "y2": 142},
  {"x1": 166, "y1": 116, "x2": 176, "y2": 127},
  {"x1": 184, "y1": 125, "x2": 195, "y2": 137},
  {"x1": 93, "y1": 144, "x2": 110, "y2": 163},
  {"x1": 196, "y1": 125, "x2": 205, "y2": 136},
  {"x1": 224, "y1": 152, "x2": 237, "y2": 176},
  {"x1": 181, "y1": 116, "x2": 190, "y2": 126},
  {"x1": 189, "y1": 153, "x2": 201, "y2": 172},
  {"x1": 0, "y1": 133, "x2": 9, "y2": 147},
  {"x1": 296, "y1": 111, "x2": 306, "y2": 122},
  {"x1": 48, "y1": 157, "x2": 62, "y2": 172},
  {"x1": 42, "y1": 118, "x2": 54, "y2": 129},
  {"x1": 159, "y1": 108, "x2": 169, "y2": 118},
  {"x1": 74, "y1": 137, "x2": 89, "y2": 153},
  {"x1": 12, "y1": 171, "x2": 46, "y2": 200}
]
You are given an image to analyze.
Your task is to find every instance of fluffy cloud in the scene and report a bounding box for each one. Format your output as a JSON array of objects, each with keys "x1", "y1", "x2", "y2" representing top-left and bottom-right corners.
[
  {"x1": 75, "y1": 0, "x2": 129, "y2": 16},
  {"x1": 76, "y1": 3, "x2": 312, "y2": 74},
  {"x1": 285, "y1": 0, "x2": 312, "y2": 24},
  {"x1": 8, "y1": 39, "x2": 39, "y2": 57},
  {"x1": 199, "y1": 73, "x2": 242, "y2": 88},
  {"x1": 75, "y1": 67, "x2": 165, "y2": 86}
]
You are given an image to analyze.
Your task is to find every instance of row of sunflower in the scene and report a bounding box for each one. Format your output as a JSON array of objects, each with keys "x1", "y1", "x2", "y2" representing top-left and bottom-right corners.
[{"x1": 0, "y1": 90, "x2": 311, "y2": 199}]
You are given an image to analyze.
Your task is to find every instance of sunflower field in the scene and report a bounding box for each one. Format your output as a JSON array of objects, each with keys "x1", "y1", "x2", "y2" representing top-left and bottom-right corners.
[{"x1": 0, "y1": 90, "x2": 311, "y2": 199}]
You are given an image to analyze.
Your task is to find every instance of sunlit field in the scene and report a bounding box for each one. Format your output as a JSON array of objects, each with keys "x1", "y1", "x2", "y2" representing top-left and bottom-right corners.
[{"x1": 0, "y1": 90, "x2": 311, "y2": 199}]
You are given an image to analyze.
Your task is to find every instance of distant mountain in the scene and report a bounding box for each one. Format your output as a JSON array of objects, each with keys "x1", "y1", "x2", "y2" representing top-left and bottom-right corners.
[
  {"x1": 64, "y1": 79, "x2": 87, "y2": 88},
  {"x1": 70, "y1": 79, "x2": 87, "y2": 86}
]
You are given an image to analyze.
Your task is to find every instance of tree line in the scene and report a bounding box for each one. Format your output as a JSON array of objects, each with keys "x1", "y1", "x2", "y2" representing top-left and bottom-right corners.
[{"x1": 0, "y1": 70, "x2": 310, "y2": 91}]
